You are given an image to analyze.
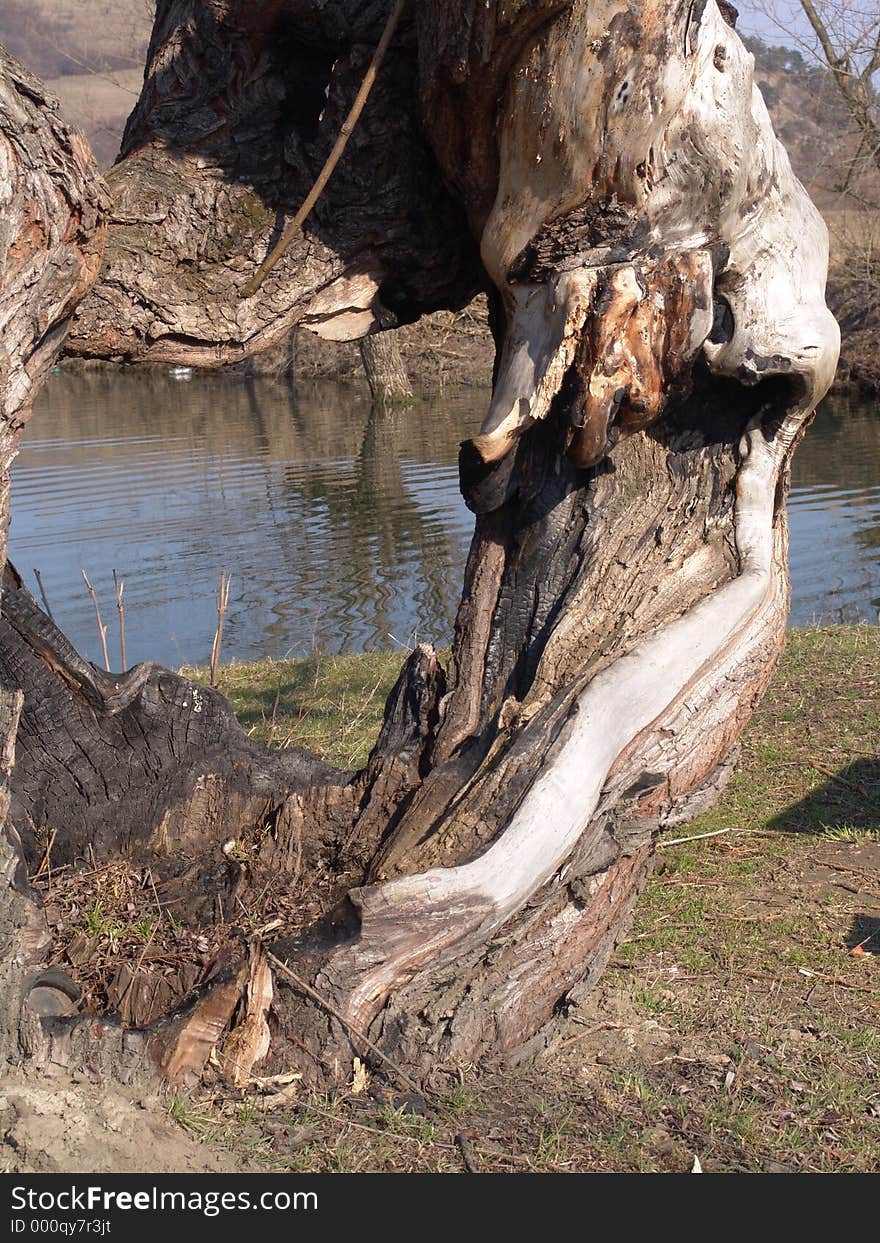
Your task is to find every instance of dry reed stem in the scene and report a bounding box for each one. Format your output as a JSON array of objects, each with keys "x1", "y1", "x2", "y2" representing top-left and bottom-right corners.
[
  {"x1": 210, "y1": 570, "x2": 232, "y2": 688},
  {"x1": 113, "y1": 569, "x2": 126, "y2": 670},
  {"x1": 81, "y1": 569, "x2": 111, "y2": 672}
]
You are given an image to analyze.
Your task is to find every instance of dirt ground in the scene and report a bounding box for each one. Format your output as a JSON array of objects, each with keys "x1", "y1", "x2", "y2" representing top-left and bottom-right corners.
[{"x1": 0, "y1": 1077, "x2": 249, "y2": 1174}]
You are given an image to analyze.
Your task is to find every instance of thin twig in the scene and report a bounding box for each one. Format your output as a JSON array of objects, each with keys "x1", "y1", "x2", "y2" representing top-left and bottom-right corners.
[
  {"x1": 745, "y1": 967, "x2": 877, "y2": 997},
  {"x1": 658, "y1": 827, "x2": 732, "y2": 849},
  {"x1": 241, "y1": 0, "x2": 408, "y2": 297},
  {"x1": 33, "y1": 31, "x2": 142, "y2": 94},
  {"x1": 287, "y1": 1097, "x2": 457, "y2": 1150},
  {"x1": 809, "y1": 758, "x2": 873, "y2": 800},
  {"x1": 558, "y1": 1020, "x2": 624, "y2": 1050},
  {"x1": 287, "y1": 1095, "x2": 528, "y2": 1169},
  {"x1": 210, "y1": 570, "x2": 232, "y2": 688},
  {"x1": 81, "y1": 570, "x2": 110, "y2": 672},
  {"x1": 113, "y1": 570, "x2": 127, "y2": 671},
  {"x1": 29, "y1": 863, "x2": 71, "y2": 884},
  {"x1": 34, "y1": 828, "x2": 57, "y2": 882},
  {"x1": 148, "y1": 869, "x2": 176, "y2": 932},
  {"x1": 266, "y1": 951, "x2": 427, "y2": 1100},
  {"x1": 807, "y1": 856, "x2": 876, "y2": 878},
  {"x1": 33, "y1": 569, "x2": 53, "y2": 621}
]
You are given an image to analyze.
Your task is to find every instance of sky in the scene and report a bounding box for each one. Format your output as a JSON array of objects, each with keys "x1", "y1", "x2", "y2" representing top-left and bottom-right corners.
[
  {"x1": 736, "y1": 1, "x2": 880, "y2": 86},
  {"x1": 735, "y1": 2, "x2": 814, "y2": 49}
]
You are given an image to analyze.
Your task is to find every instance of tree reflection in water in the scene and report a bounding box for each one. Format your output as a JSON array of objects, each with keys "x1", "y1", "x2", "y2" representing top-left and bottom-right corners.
[{"x1": 10, "y1": 369, "x2": 482, "y2": 668}]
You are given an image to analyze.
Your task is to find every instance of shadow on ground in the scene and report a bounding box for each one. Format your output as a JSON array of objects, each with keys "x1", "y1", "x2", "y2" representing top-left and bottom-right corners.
[
  {"x1": 769, "y1": 757, "x2": 880, "y2": 834},
  {"x1": 848, "y1": 912, "x2": 880, "y2": 954}
]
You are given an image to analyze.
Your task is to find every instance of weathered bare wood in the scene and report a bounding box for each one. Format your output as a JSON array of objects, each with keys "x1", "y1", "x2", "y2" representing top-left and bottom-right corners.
[{"x1": 0, "y1": 686, "x2": 34, "y2": 1062}]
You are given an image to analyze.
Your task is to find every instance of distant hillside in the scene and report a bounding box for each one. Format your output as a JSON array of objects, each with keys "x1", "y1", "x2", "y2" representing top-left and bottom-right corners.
[
  {"x1": 0, "y1": 0, "x2": 151, "y2": 168},
  {"x1": 0, "y1": 0, "x2": 151, "y2": 80},
  {"x1": 745, "y1": 37, "x2": 878, "y2": 215},
  {"x1": 43, "y1": 70, "x2": 144, "y2": 170}
]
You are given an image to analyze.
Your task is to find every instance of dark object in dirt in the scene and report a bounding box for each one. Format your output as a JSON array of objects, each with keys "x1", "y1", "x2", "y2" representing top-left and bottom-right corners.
[{"x1": 22, "y1": 968, "x2": 81, "y2": 1018}]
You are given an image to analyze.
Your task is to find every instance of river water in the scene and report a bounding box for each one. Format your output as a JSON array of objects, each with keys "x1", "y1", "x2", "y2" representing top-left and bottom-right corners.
[{"x1": 8, "y1": 370, "x2": 880, "y2": 671}]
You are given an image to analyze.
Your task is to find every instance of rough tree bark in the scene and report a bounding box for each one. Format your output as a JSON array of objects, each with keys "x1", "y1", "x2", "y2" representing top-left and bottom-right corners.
[
  {"x1": 359, "y1": 332, "x2": 413, "y2": 403},
  {"x1": 0, "y1": 46, "x2": 108, "y2": 1061},
  {"x1": 1, "y1": 1, "x2": 839, "y2": 1091},
  {"x1": 65, "y1": 0, "x2": 481, "y2": 366}
]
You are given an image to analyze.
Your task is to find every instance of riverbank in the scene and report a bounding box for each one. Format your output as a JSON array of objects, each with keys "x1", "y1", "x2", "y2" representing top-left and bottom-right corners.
[{"x1": 171, "y1": 625, "x2": 878, "y2": 1173}]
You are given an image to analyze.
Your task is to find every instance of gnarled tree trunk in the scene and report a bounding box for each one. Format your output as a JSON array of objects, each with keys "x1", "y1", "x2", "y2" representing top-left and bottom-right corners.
[
  {"x1": 65, "y1": 0, "x2": 480, "y2": 366},
  {"x1": 1, "y1": 1, "x2": 839, "y2": 1092}
]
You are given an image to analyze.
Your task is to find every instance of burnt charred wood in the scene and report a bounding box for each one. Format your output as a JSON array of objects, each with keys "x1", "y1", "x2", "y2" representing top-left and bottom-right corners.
[
  {"x1": 0, "y1": 568, "x2": 451, "y2": 921},
  {"x1": 0, "y1": 570, "x2": 343, "y2": 865}
]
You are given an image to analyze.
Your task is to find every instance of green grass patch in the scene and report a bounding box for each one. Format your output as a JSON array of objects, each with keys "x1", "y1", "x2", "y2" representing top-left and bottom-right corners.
[{"x1": 184, "y1": 650, "x2": 406, "y2": 770}]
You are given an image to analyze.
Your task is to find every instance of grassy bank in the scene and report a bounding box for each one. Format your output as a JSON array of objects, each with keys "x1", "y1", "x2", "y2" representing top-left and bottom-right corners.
[
  {"x1": 177, "y1": 627, "x2": 879, "y2": 1172},
  {"x1": 188, "y1": 647, "x2": 405, "y2": 770}
]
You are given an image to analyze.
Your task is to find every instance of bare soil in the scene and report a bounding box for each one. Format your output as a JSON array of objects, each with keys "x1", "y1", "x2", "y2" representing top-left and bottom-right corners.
[{"x1": 0, "y1": 1077, "x2": 249, "y2": 1174}]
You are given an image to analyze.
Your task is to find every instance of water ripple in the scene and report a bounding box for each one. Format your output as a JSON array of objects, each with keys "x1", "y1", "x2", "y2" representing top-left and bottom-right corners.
[{"x1": 9, "y1": 374, "x2": 879, "y2": 666}]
